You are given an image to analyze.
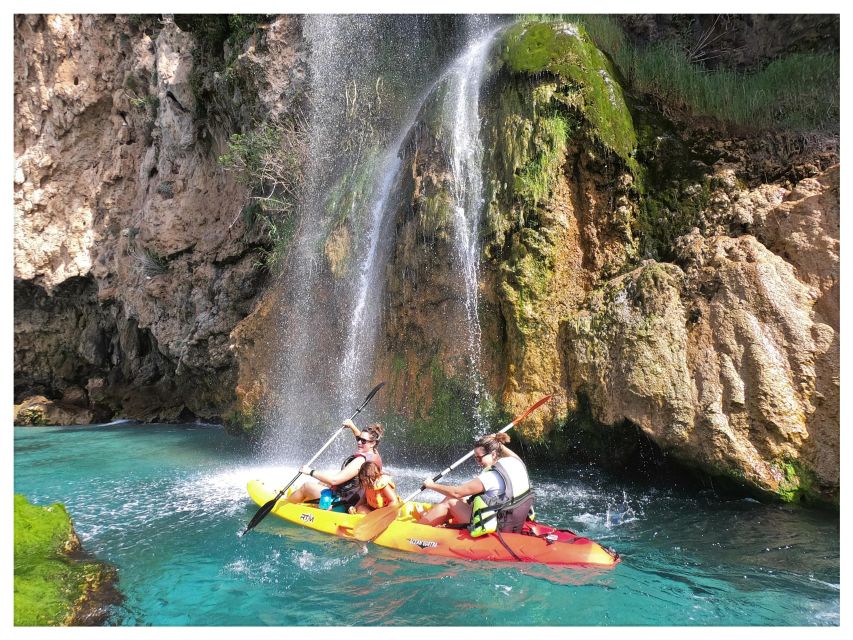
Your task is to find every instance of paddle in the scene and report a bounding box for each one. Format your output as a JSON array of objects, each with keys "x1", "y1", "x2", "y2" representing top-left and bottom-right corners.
[
  {"x1": 240, "y1": 381, "x2": 386, "y2": 536},
  {"x1": 352, "y1": 393, "x2": 553, "y2": 542}
]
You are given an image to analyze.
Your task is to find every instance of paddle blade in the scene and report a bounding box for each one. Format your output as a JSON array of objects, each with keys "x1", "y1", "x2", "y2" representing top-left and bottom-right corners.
[
  {"x1": 352, "y1": 503, "x2": 402, "y2": 541},
  {"x1": 360, "y1": 382, "x2": 385, "y2": 409},
  {"x1": 241, "y1": 497, "x2": 278, "y2": 536},
  {"x1": 508, "y1": 394, "x2": 552, "y2": 429}
]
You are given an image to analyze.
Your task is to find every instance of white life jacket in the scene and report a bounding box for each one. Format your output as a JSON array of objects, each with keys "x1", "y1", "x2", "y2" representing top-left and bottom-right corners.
[
  {"x1": 491, "y1": 456, "x2": 531, "y2": 502},
  {"x1": 469, "y1": 456, "x2": 534, "y2": 537}
]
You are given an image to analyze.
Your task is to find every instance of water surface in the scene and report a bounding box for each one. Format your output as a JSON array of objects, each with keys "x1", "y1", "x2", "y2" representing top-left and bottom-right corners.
[{"x1": 13, "y1": 423, "x2": 839, "y2": 626}]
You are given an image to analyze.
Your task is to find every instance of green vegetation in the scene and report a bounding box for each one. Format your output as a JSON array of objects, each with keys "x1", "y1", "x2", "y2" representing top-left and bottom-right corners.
[
  {"x1": 408, "y1": 356, "x2": 479, "y2": 450},
  {"x1": 501, "y1": 21, "x2": 637, "y2": 164},
  {"x1": 156, "y1": 180, "x2": 174, "y2": 199},
  {"x1": 218, "y1": 118, "x2": 306, "y2": 273},
  {"x1": 15, "y1": 403, "x2": 49, "y2": 426},
  {"x1": 635, "y1": 177, "x2": 710, "y2": 262},
  {"x1": 128, "y1": 93, "x2": 159, "y2": 112},
  {"x1": 513, "y1": 112, "x2": 570, "y2": 207},
  {"x1": 774, "y1": 458, "x2": 819, "y2": 504},
  {"x1": 223, "y1": 405, "x2": 264, "y2": 438},
  {"x1": 499, "y1": 227, "x2": 557, "y2": 338},
  {"x1": 323, "y1": 149, "x2": 382, "y2": 242},
  {"x1": 130, "y1": 245, "x2": 169, "y2": 278},
  {"x1": 14, "y1": 495, "x2": 111, "y2": 626},
  {"x1": 531, "y1": 15, "x2": 839, "y2": 133},
  {"x1": 173, "y1": 15, "x2": 272, "y2": 117},
  {"x1": 417, "y1": 190, "x2": 454, "y2": 238}
]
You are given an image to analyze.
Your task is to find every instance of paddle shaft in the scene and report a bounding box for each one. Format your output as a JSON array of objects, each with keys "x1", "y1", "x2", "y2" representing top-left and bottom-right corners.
[
  {"x1": 402, "y1": 415, "x2": 526, "y2": 503},
  {"x1": 269, "y1": 390, "x2": 382, "y2": 501}
]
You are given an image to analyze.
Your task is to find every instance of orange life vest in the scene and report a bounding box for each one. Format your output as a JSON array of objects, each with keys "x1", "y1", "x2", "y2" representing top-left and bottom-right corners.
[{"x1": 364, "y1": 474, "x2": 398, "y2": 508}]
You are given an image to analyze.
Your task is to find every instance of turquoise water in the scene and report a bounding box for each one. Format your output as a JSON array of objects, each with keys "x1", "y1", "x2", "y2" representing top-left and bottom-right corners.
[{"x1": 14, "y1": 423, "x2": 839, "y2": 626}]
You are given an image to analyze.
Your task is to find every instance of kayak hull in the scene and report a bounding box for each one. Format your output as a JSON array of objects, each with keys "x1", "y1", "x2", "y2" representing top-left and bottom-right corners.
[{"x1": 247, "y1": 479, "x2": 620, "y2": 568}]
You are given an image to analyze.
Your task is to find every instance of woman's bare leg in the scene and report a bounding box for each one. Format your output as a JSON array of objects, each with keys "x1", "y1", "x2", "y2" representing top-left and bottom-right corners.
[
  {"x1": 285, "y1": 480, "x2": 324, "y2": 504},
  {"x1": 417, "y1": 497, "x2": 466, "y2": 526},
  {"x1": 447, "y1": 499, "x2": 473, "y2": 525}
]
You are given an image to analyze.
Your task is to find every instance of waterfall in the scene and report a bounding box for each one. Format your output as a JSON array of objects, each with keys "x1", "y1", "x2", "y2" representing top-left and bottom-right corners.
[
  {"x1": 269, "y1": 16, "x2": 505, "y2": 456},
  {"x1": 267, "y1": 16, "x2": 443, "y2": 453},
  {"x1": 340, "y1": 25, "x2": 504, "y2": 416},
  {"x1": 442, "y1": 26, "x2": 499, "y2": 430}
]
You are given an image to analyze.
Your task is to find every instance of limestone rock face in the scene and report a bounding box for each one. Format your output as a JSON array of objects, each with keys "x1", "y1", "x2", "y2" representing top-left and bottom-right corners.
[
  {"x1": 14, "y1": 395, "x2": 93, "y2": 426},
  {"x1": 564, "y1": 167, "x2": 839, "y2": 503},
  {"x1": 14, "y1": 15, "x2": 307, "y2": 423}
]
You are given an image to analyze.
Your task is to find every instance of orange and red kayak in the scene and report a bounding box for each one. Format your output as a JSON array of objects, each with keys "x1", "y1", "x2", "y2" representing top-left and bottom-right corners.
[{"x1": 247, "y1": 479, "x2": 620, "y2": 568}]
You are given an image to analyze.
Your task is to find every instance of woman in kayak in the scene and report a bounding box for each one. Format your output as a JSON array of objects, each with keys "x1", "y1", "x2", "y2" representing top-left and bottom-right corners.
[
  {"x1": 348, "y1": 461, "x2": 399, "y2": 514},
  {"x1": 287, "y1": 419, "x2": 384, "y2": 512},
  {"x1": 416, "y1": 432, "x2": 534, "y2": 533}
]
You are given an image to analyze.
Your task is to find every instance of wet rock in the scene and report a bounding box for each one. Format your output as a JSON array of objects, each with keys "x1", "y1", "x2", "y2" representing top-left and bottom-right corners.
[{"x1": 563, "y1": 167, "x2": 838, "y2": 503}]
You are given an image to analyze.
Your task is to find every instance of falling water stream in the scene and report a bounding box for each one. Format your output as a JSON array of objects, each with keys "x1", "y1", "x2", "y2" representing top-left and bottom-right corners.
[
  {"x1": 340, "y1": 25, "x2": 503, "y2": 419},
  {"x1": 268, "y1": 16, "x2": 470, "y2": 452},
  {"x1": 267, "y1": 16, "x2": 507, "y2": 457},
  {"x1": 442, "y1": 26, "x2": 500, "y2": 430}
]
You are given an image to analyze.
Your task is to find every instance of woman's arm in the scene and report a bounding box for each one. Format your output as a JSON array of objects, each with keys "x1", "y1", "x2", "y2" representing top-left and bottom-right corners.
[
  {"x1": 302, "y1": 457, "x2": 363, "y2": 486},
  {"x1": 423, "y1": 477, "x2": 484, "y2": 500},
  {"x1": 342, "y1": 419, "x2": 361, "y2": 438},
  {"x1": 380, "y1": 485, "x2": 399, "y2": 505},
  {"x1": 349, "y1": 495, "x2": 367, "y2": 514}
]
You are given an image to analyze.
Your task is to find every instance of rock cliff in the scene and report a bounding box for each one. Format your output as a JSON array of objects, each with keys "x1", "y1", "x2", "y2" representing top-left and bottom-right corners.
[
  {"x1": 14, "y1": 15, "x2": 306, "y2": 423},
  {"x1": 564, "y1": 166, "x2": 839, "y2": 503},
  {"x1": 14, "y1": 16, "x2": 839, "y2": 504}
]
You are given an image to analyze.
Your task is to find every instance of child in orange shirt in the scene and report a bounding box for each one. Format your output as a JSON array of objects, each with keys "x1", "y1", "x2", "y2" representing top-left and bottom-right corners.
[{"x1": 348, "y1": 461, "x2": 399, "y2": 514}]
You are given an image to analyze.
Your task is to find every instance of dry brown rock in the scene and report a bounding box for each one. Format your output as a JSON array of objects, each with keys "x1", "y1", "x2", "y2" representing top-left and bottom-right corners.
[
  {"x1": 563, "y1": 167, "x2": 839, "y2": 502},
  {"x1": 14, "y1": 395, "x2": 93, "y2": 426},
  {"x1": 14, "y1": 15, "x2": 307, "y2": 422}
]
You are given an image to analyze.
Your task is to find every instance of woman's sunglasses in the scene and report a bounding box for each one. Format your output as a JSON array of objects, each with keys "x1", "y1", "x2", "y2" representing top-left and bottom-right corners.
[{"x1": 355, "y1": 436, "x2": 374, "y2": 445}]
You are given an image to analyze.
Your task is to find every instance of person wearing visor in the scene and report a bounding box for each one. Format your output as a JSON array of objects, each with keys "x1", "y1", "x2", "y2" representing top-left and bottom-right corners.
[{"x1": 286, "y1": 419, "x2": 385, "y2": 512}]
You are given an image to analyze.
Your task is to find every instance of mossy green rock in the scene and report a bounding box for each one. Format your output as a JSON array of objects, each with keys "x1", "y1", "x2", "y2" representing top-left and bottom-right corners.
[
  {"x1": 501, "y1": 21, "x2": 637, "y2": 165},
  {"x1": 14, "y1": 494, "x2": 118, "y2": 626}
]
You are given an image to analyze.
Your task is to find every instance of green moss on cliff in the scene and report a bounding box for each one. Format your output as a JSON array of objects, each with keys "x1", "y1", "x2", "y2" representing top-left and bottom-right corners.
[
  {"x1": 483, "y1": 20, "x2": 644, "y2": 347},
  {"x1": 513, "y1": 112, "x2": 570, "y2": 207},
  {"x1": 223, "y1": 405, "x2": 264, "y2": 438},
  {"x1": 564, "y1": 262, "x2": 685, "y2": 370},
  {"x1": 630, "y1": 110, "x2": 717, "y2": 262},
  {"x1": 174, "y1": 14, "x2": 272, "y2": 122},
  {"x1": 774, "y1": 459, "x2": 818, "y2": 504},
  {"x1": 417, "y1": 190, "x2": 454, "y2": 238},
  {"x1": 538, "y1": 14, "x2": 839, "y2": 133},
  {"x1": 14, "y1": 495, "x2": 113, "y2": 626},
  {"x1": 500, "y1": 21, "x2": 637, "y2": 165},
  {"x1": 499, "y1": 227, "x2": 558, "y2": 338},
  {"x1": 409, "y1": 357, "x2": 478, "y2": 449},
  {"x1": 325, "y1": 150, "x2": 383, "y2": 232}
]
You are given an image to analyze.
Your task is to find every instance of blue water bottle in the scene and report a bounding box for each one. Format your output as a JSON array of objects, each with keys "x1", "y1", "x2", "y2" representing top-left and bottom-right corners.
[{"x1": 319, "y1": 489, "x2": 334, "y2": 510}]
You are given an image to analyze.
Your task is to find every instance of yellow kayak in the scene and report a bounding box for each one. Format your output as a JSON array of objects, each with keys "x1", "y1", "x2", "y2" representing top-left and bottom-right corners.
[{"x1": 247, "y1": 480, "x2": 620, "y2": 567}]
